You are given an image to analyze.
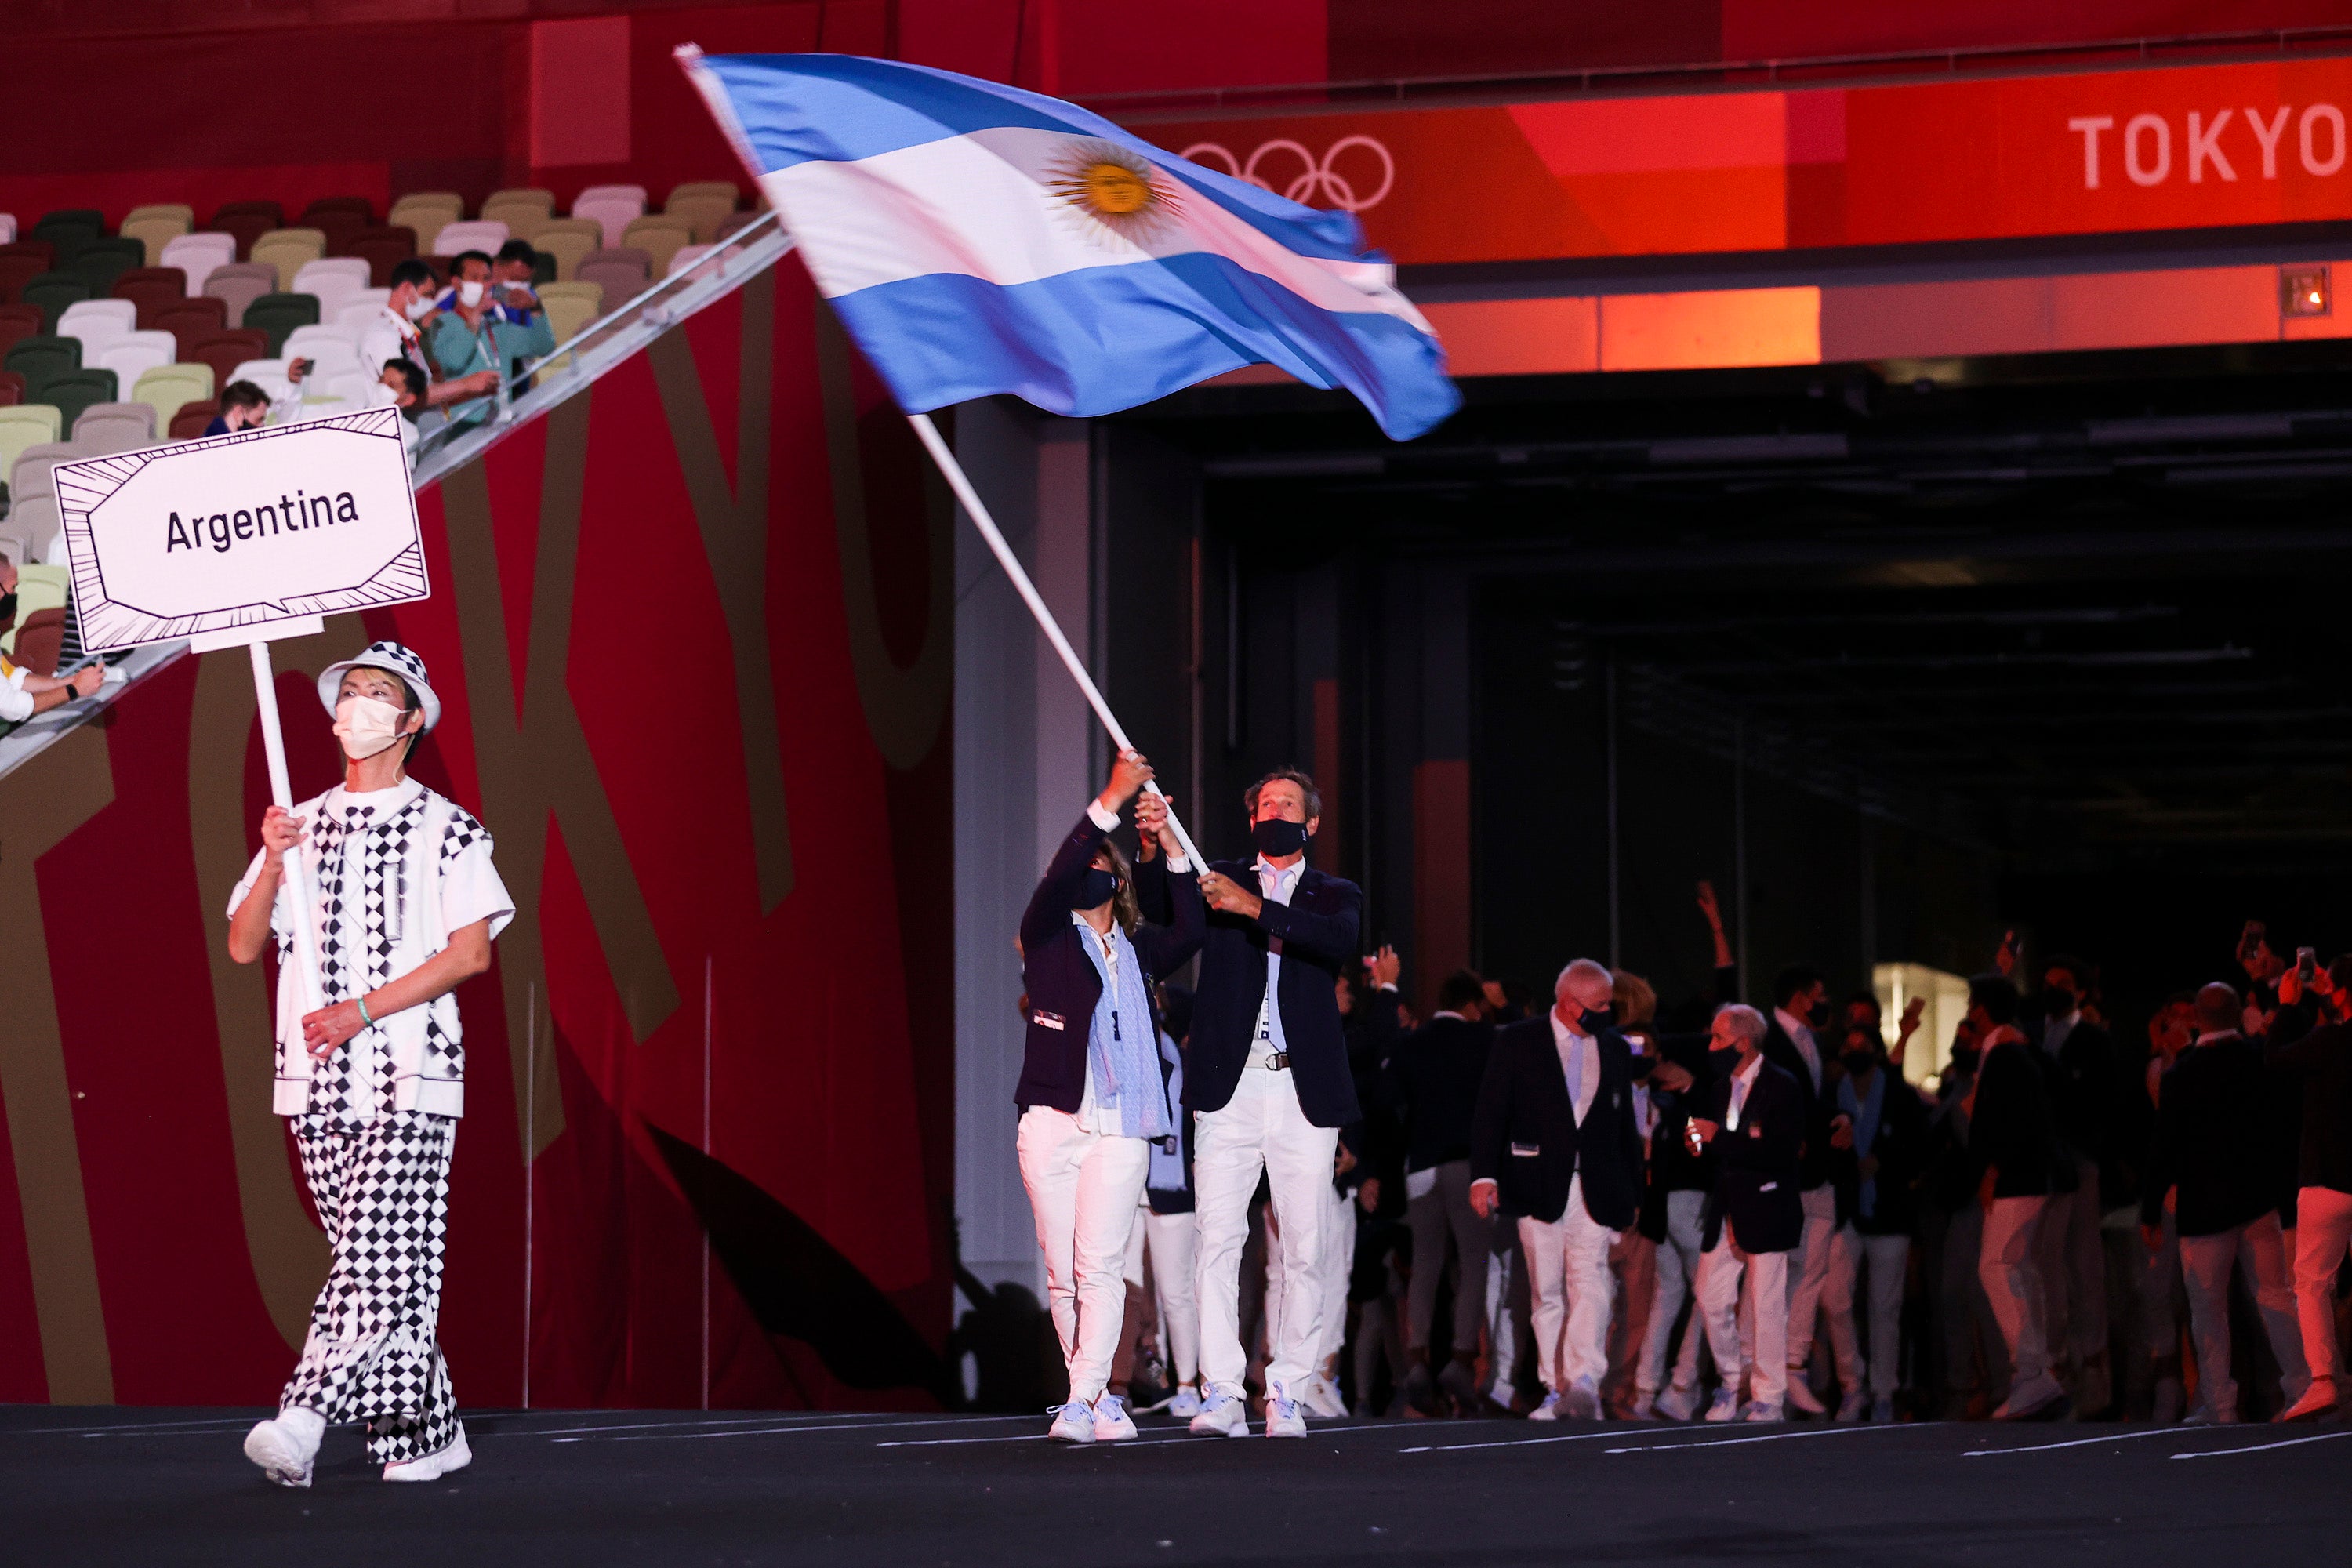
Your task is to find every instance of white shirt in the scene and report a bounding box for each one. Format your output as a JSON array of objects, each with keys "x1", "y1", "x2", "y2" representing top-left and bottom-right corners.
[
  {"x1": 1249, "y1": 854, "x2": 1305, "y2": 1065},
  {"x1": 358, "y1": 305, "x2": 428, "y2": 387},
  {"x1": 1726, "y1": 1051, "x2": 1765, "y2": 1131},
  {"x1": 1774, "y1": 1006, "x2": 1822, "y2": 1092},
  {"x1": 1071, "y1": 911, "x2": 1126, "y2": 1135},
  {"x1": 0, "y1": 658, "x2": 34, "y2": 724},
  {"x1": 2042, "y1": 1011, "x2": 2079, "y2": 1054},
  {"x1": 1549, "y1": 1009, "x2": 1601, "y2": 1127}
]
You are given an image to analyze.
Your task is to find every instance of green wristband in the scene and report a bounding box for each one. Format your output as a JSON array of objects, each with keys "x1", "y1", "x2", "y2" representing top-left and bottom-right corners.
[{"x1": 357, "y1": 996, "x2": 376, "y2": 1029}]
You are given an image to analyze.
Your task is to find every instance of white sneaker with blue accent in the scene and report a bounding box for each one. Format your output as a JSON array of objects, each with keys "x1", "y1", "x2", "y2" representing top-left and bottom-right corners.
[
  {"x1": 1188, "y1": 1385, "x2": 1250, "y2": 1437},
  {"x1": 1048, "y1": 1401, "x2": 1096, "y2": 1443},
  {"x1": 1091, "y1": 1394, "x2": 1138, "y2": 1441},
  {"x1": 1166, "y1": 1385, "x2": 1203, "y2": 1421},
  {"x1": 1526, "y1": 1390, "x2": 1564, "y2": 1422},
  {"x1": 1264, "y1": 1381, "x2": 1307, "y2": 1439},
  {"x1": 1704, "y1": 1388, "x2": 1742, "y2": 1423}
]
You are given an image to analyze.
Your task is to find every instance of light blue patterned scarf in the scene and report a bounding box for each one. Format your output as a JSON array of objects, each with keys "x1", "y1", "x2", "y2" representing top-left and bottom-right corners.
[{"x1": 1074, "y1": 916, "x2": 1169, "y2": 1140}]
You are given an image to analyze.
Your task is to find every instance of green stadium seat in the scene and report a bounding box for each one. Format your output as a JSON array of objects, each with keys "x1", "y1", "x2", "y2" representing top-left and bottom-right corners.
[
  {"x1": 240, "y1": 292, "x2": 321, "y2": 355},
  {"x1": 31, "y1": 213, "x2": 103, "y2": 266},
  {"x1": 67, "y1": 237, "x2": 145, "y2": 291},
  {"x1": 19, "y1": 273, "x2": 90, "y2": 331},
  {"x1": 38, "y1": 369, "x2": 118, "y2": 432},
  {"x1": 5, "y1": 333, "x2": 82, "y2": 391}
]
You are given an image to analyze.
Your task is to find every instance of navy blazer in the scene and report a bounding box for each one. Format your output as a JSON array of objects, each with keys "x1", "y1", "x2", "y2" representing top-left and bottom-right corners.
[
  {"x1": 1762, "y1": 1016, "x2": 1836, "y2": 1192},
  {"x1": 1384, "y1": 1014, "x2": 1496, "y2": 1173},
  {"x1": 1014, "y1": 814, "x2": 1204, "y2": 1116},
  {"x1": 1697, "y1": 1057, "x2": 1806, "y2": 1254},
  {"x1": 1167, "y1": 855, "x2": 1362, "y2": 1127},
  {"x1": 1468, "y1": 1016, "x2": 1644, "y2": 1229}
]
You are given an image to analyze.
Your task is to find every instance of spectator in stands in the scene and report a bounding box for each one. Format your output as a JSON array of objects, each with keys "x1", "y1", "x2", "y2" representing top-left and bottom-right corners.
[
  {"x1": 0, "y1": 645, "x2": 101, "y2": 723},
  {"x1": 372, "y1": 359, "x2": 426, "y2": 459},
  {"x1": 204, "y1": 369, "x2": 308, "y2": 436},
  {"x1": 365, "y1": 260, "x2": 495, "y2": 413},
  {"x1": 428, "y1": 251, "x2": 554, "y2": 427},
  {"x1": 0, "y1": 552, "x2": 15, "y2": 628},
  {"x1": 489, "y1": 241, "x2": 543, "y2": 322}
]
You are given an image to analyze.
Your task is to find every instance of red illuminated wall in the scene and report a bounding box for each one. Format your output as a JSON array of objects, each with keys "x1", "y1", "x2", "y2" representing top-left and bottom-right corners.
[{"x1": 0, "y1": 253, "x2": 956, "y2": 1408}]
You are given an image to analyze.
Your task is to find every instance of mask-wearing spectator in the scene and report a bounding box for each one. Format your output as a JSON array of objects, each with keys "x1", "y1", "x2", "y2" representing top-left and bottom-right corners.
[
  {"x1": 205, "y1": 374, "x2": 306, "y2": 437},
  {"x1": 0, "y1": 551, "x2": 16, "y2": 628},
  {"x1": 428, "y1": 251, "x2": 554, "y2": 427},
  {"x1": 371, "y1": 358, "x2": 426, "y2": 459},
  {"x1": 0, "y1": 641, "x2": 103, "y2": 724},
  {"x1": 364, "y1": 260, "x2": 498, "y2": 416}
]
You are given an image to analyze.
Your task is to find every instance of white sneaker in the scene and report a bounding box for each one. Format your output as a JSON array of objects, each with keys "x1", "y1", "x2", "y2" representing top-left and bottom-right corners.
[
  {"x1": 1166, "y1": 1385, "x2": 1203, "y2": 1421},
  {"x1": 1991, "y1": 1373, "x2": 2068, "y2": 1422},
  {"x1": 1870, "y1": 1394, "x2": 1894, "y2": 1425},
  {"x1": 1188, "y1": 1385, "x2": 1249, "y2": 1438},
  {"x1": 1704, "y1": 1388, "x2": 1742, "y2": 1422},
  {"x1": 1783, "y1": 1375, "x2": 1827, "y2": 1417},
  {"x1": 1047, "y1": 1402, "x2": 1096, "y2": 1443},
  {"x1": 1836, "y1": 1391, "x2": 1867, "y2": 1424},
  {"x1": 1526, "y1": 1390, "x2": 1563, "y2": 1422},
  {"x1": 1740, "y1": 1399, "x2": 1784, "y2": 1423},
  {"x1": 244, "y1": 1406, "x2": 325, "y2": 1489},
  {"x1": 1265, "y1": 1381, "x2": 1307, "y2": 1439},
  {"x1": 1091, "y1": 1394, "x2": 1138, "y2": 1441},
  {"x1": 1627, "y1": 1392, "x2": 1660, "y2": 1421},
  {"x1": 383, "y1": 1423, "x2": 471, "y2": 1483},
  {"x1": 2180, "y1": 1404, "x2": 2236, "y2": 1427},
  {"x1": 1299, "y1": 1372, "x2": 1348, "y2": 1420},
  {"x1": 1562, "y1": 1377, "x2": 1601, "y2": 1421},
  {"x1": 1658, "y1": 1382, "x2": 1701, "y2": 1422}
]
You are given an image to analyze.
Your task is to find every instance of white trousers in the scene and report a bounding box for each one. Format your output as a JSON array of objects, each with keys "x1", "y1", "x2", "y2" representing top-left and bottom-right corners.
[
  {"x1": 2034, "y1": 1156, "x2": 2107, "y2": 1369},
  {"x1": 1519, "y1": 1176, "x2": 1618, "y2": 1394},
  {"x1": 1017, "y1": 1106, "x2": 1150, "y2": 1404},
  {"x1": 1194, "y1": 1067, "x2": 1340, "y2": 1396},
  {"x1": 1638, "y1": 1189, "x2": 1708, "y2": 1396},
  {"x1": 1980, "y1": 1195, "x2": 2051, "y2": 1392},
  {"x1": 1267, "y1": 1181, "x2": 1357, "y2": 1375},
  {"x1": 1823, "y1": 1227, "x2": 1909, "y2": 1396},
  {"x1": 1124, "y1": 1203, "x2": 1200, "y2": 1388},
  {"x1": 1696, "y1": 1219, "x2": 1790, "y2": 1406},
  {"x1": 2180, "y1": 1210, "x2": 2308, "y2": 1418},
  {"x1": 2296, "y1": 1186, "x2": 2352, "y2": 1390},
  {"x1": 1784, "y1": 1185, "x2": 1838, "y2": 1370}
]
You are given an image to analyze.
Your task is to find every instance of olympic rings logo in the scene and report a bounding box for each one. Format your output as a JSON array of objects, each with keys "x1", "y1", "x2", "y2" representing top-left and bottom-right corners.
[{"x1": 1178, "y1": 136, "x2": 1396, "y2": 212}]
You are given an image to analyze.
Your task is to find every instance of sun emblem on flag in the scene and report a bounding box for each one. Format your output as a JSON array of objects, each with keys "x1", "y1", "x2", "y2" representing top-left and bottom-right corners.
[{"x1": 1047, "y1": 141, "x2": 1181, "y2": 245}]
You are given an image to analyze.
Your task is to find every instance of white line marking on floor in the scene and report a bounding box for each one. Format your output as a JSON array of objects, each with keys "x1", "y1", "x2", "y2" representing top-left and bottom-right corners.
[
  {"x1": 502, "y1": 1411, "x2": 884, "y2": 1439},
  {"x1": 876, "y1": 1432, "x2": 1056, "y2": 1448},
  {"x1": 558, "y1": 1414, "x2": 1038, "y2": 1443},
  {"x1": 1965, "y1": 1428, "x2": 2179, "y2": 1457},
  {"x1": 1401, "y1": 1427, "x2": 1639, "y2": 1454},
  {"x1": 1, "y1": 1417, "x2": 258, "y2": 1438},
  {"x1": 1606, "y1": 1422, "x2": 1940, "y2": 1454},
  {"x1": 2172, "y1": 1428, "x2": 2352, "y2": 1460}
]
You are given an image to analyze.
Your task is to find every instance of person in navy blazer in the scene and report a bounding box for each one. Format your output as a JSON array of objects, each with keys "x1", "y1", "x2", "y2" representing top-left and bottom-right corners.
[
  {"x1": 1013, "y1": 750, "x2": 1203, "y2": 1446},
  {"x1": 1156, "y1": 768, "x2": 1362, "y2": 1439},
  {"x1": 1468, "y1": 958, "x2": 1644, "y2": 1420},
  {"x1": 1686, "y1": 1004, "x2": 1806, "y2": 1422}
]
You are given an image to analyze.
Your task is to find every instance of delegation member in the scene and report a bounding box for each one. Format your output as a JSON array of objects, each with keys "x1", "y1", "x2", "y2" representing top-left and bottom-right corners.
[
  {"x1": 1687, "y1": 1004, "x2": 1806, "y2": 1422},
  {"x1": 1174, "y1": 769, "x2": 1362, "y2": 1439},
  {"x1": 230, "y1": 643, "x2": 512, "y2": 1486},
  {"x1": 1016, "y1": 750, "x2": 1203, "y2": 1443},
  {"x1": 1469, "y1": 959, "x2": 1644, "y2": 1420}
]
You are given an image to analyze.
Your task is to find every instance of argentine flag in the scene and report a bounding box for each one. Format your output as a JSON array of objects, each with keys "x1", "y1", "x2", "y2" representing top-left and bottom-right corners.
[{"x1": 678, "y1": 49, "x2": 1460, "y2": 441}]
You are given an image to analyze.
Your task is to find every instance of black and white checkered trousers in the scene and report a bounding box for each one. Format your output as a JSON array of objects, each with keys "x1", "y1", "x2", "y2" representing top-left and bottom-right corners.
[{"x1": 281, "y1": 1110, "x2": 460, "y2": 1466}]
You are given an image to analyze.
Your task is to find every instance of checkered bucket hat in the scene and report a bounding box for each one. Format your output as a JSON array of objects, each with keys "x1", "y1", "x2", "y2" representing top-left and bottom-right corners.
[{"x1": 317, "y1": 641, "x2": 443, "y2": 732}]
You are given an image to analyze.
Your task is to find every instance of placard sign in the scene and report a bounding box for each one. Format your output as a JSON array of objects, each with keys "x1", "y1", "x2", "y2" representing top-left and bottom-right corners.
[{"x1": 56, "y1": 406, "x2": 425, "y2": 652}]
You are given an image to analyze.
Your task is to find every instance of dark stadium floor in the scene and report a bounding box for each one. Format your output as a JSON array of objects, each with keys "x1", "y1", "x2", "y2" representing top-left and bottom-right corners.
[{"x1": 3, "y1": 1404, "x2": 2345, "y2": 1566}]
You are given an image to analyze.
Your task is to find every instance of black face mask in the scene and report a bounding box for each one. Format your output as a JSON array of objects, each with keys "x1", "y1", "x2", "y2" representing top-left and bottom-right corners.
[
  {"x1": 1840, "y1": 1050, "x2": 1878, "y2": 1077},
  {"x1": 2044, "y1": 985, "x2": 2077, "y2": 1016},
  {"x1": 1948, "y1": 1045, "x2": 1980, "y2": 1075},
  {"x1": 1251, "y1": 818, "x2": 1308, "y2": 858},
  {"x1": 1577, "y1": 1004, "x2": 1615, "y2": 1033},
  {"x1": 1807, "y1": 1001, "x2": 1833, "y2": 1029},
  {"x1": 1074, "y1": 869, "x2": 1120, "y2": 910},
  {"x1": 1708, "y1": 1045, "x2": 1741, "y2": 1070}
]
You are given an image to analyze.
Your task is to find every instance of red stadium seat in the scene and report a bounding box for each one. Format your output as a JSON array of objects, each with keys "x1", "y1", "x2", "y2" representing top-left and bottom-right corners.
[
  {"x1": 11, "y1": 606, "x2": 64, "y2": 677},
  {"x1": 209, "y1": 201, "x2": 283, "y2": 260},
  {"x1": 152, "y1": 296, "x2": 229, "y2": 359},
  {"x1": 0, "y1": 245, "x2": 55, "y2": 305},
  {"x1": 0, "y1": 368, "x2": 21, "y2": 406},
  {"x1": 186, "y1": 328, "x2": 267, "y2": 390},
  {"x1": 339, "y1": 226, "x2": 417, "y2": 287},
  {"x1": 0, "y1": 303, "x2": 44, "y2": 361},
  {"x1": 111, "y1": 267, "x2": 188, "y2": 328},
  {"x1": 168, "y1": 399, "x2": 219, "y2": 441}
]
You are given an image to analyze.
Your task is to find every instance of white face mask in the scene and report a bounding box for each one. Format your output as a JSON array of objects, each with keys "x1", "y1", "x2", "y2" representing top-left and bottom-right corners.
[
  {"x1": 334, "y1": 694, "x2": 409, "y2": 760},
  {"x1": 457, "y1": 279, "x2": 486, "y2": 307},
  {"x1": 402, "y1": 295, "x2": 434, "y2": 322}
]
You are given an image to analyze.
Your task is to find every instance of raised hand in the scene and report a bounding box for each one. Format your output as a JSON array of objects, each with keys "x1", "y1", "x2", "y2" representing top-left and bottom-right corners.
[{"x1": 1099, "y1": 747, "x2": 1154, "y2": 814}]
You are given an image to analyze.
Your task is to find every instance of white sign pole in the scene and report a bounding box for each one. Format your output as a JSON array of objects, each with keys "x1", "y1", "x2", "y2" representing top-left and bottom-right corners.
[
  {"x1": 906, "y1": 411, "x2": 1206, "y2": 869},
  {"x1": 238, "y1": 633, "x2": 327, "y2": 1015}
]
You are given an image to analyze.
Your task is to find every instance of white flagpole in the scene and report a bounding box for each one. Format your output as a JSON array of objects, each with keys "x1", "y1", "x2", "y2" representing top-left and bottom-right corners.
[
  {"x1": 247, "y1": 641, "x2": 328, "y2": 1014},
  {"x1": 906, "y1": 411, "x2": 1205, "y2": 869}
]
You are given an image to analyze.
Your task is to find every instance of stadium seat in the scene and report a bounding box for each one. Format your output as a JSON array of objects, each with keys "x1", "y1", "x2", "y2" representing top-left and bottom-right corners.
[
  {"x1": 187, "y1": 329, "x2": 268, "y2": 390},
  {"x1": 120, "y1": 209, "x2": 191, "y2": 267},
  {"x1": 387, "y1": 193, "x2": 464, "y2": 255},
  {"x1": 241, "y1": 292, "x2": 321, "y2": 355},
  {"x1": 535, "y1": 281, "x2": 603, "y2": 369},
  {"x1": 11, "y1": 440, "x2": 85, "y2": 506},
  {"x1": 0, "y1": 405, "x2": 63, "y2": 487},
  {"x1": 572, "y1": 193, "x2": 645, "y2": 249},
  {"x1": 0, "y1": 303, "x2": 42, "y2": 360},
  {"x1": 281, "y1": 328, "x2": 359, "y2": 388},
  {"x1": 339, "y1": 225, "x2": 417, "y2": 286},
  {"x1": 619, "y1": 216, "x2": 693, "y2": 277},
  {"x1": 300, "y1": 198, "x2": 373, "y2": 252},
  {"x1": 152, "y1": 297, "x2": 229, "y2": 358},
  {"x1": 481, "y1": 189, "x2": 556, "y2": 239},
  {"x1": 73, "y1": 401, "x2": 154, "y2": 452},
  {"x1": 715, "y1": 211, "x2": 764, "y2": 241},
  {"x1": 203, "y1": 263, "x2": 278, "y2": 328},
  {"x1": 575, "y1": 249, "x2": 650, "y2": 300},
  {"x1": 96, "y1": 331, "x2": 176, "y2": 387},
  {"x1": 32, "y1": 212, "x2": 103, "y2": 265},
  {"x1": 111, "y1": 267, "x2": 190, "y2": 327},
  {"x1": 434, "y1": 220, "x2": 510, "y2": 258},
  {"x1": 40, "y1": 371, "x2": 118, "y2": 433},
  {"x1": 333, "y1": 294, "x2": 391, "y2": 342},
  {"x1": 209, "y1": 201, "x2": 284, "y2": 258},
  {"x1": 169, "y1": 401, "x2": 220, "y2": 441},
  {"x1": 58, "y1": 299, "x2": 137, "y2": 357},
  {"x1": 666, "y1": 182, "x2": 740, "y2": 243},
  {"x1": 249, "y1": 229, "x2": 326, "y2": 291},
  {"x1": 303, "y1": 194, "x2": 374, "y2": 226},
  {"x1": 529, "y1": 220, "x2": 601, "y2": 281},
  {"x1": 69, "y1": 238, "x2": 147, "y2": 292},
  {"x1": 11, "y1": 604, "x2": 64, "y2": 676},
  {"x1": 131, "y1": 363, "x2": 212, "y2": 432},
  {"x1": 124, "y1": 203, "x2": 194, "y2": 228},
  {"x1": 228, "y1": 358, "x2": 293, "y2": 412},
  {"x1": 0, "y1": 368, "x2": 20, "y2": 407},
  {"x1": 158, "y1": 233, "x2": 236, "y2": 294},
  {"x1": 291, "y1": 256, "x2": 371, "y2": 319},
  {"x1": 576, "y1": 183, "x2": 648, "y2": 207},
  {"x1": 0, "y1": 249, "x2": 50, "y2": 307},
  {"x1": 20, "y1": 274, "x2": 91, "y2": 332},
  {"x1": 666, "y1": 243, "x2": 715, "y2": 278},
  {"x1": 2, "y1": 502, "x2": 60, "y2": 570},
  {"x1": 5, "y1": 334, "x2": 80, "y2": 389},
  {"x1": 0, "y1": 214, "x2": 13, "y2": 244}
]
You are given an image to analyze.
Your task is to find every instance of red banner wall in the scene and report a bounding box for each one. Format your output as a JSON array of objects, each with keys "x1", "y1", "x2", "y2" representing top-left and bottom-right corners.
[{"x1": 0, "y1": 254, "x2": 957, "y2": 1409}]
